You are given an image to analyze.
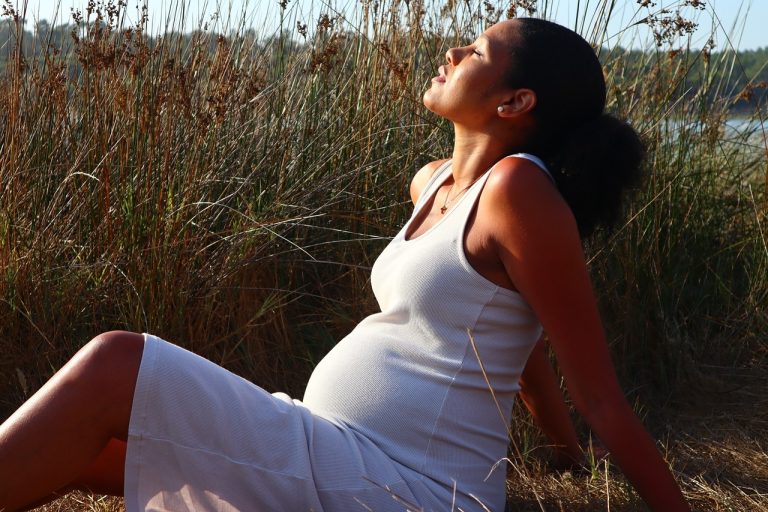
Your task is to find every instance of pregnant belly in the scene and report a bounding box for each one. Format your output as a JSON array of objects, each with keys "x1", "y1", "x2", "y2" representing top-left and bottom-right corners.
[{"x1": 302, "y1": 325, "x2": 456, "y2": 467}]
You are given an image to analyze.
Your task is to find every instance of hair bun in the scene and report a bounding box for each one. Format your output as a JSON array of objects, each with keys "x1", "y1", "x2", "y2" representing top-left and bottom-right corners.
[
  {"x1": 508, "y1": 19, "x2": 644, "y2": 237},
  {"x1": 552, "y1": 113, "x2": 645, "y2": 237}
]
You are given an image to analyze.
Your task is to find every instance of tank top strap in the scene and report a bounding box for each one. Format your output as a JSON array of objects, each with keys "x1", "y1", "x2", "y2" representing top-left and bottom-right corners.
[
  {"x1": 507, "y1": 152, "x2": 555, "y2": 184},
  {"x1": 437, "y1": 153, "x2": 555, "y2": 243},
  {"x1": 453, "y1": 152, "x2": 555, "y2": 209},
  {"x1": 412, "y1": 153, "x2": 553, "y2": 228},
  {"x1": 413, "y1": 160, "x2": 453, "y2": 212}
]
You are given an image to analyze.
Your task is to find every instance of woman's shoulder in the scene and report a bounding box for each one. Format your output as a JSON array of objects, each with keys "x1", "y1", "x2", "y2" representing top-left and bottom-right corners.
[
  {"x1": 480, "y1": 156, "x2": 577, "y2": 240},
  {"x1": 487, "y1": 155, "x2": 555, "y2": 192},
  {"x1": 484, "y1": 156, "x2": 564, "y2": 207},
  {"x1": 409, "y1": 159, "x2": 450, "y2": 205}
]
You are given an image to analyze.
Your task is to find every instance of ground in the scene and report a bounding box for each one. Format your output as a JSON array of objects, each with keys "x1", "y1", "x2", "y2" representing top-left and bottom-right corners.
[{"x1": 34, "y1": 363, "x2": 768, "y2": 512}]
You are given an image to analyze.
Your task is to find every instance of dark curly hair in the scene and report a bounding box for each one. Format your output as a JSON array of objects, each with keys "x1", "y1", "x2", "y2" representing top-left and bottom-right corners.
[{"x1": 507, "y1": 18, "x2": 644, "y2": 238}]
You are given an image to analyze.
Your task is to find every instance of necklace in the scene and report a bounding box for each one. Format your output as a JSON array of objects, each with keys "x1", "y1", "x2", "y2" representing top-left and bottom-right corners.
[{"x1": 440, "y1": 177, "x2": 479, "y2": 214}]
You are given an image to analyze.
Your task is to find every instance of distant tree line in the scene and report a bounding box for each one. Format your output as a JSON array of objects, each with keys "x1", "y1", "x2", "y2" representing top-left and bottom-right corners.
[
  {"x1": 1, "y1": 19, "x2": 766, "y2": 114},
  {"x1": 603, "y1": 45, "x2": 767, "y2": 114}
]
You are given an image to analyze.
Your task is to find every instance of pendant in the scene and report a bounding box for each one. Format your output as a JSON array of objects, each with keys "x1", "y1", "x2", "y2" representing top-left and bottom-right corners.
[{"x1": 440, "y1": 206, "x2": 447, "y2": 214}]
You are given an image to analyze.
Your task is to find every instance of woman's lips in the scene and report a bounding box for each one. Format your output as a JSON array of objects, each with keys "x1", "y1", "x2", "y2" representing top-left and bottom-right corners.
[{"x1": 432, "y1": 65, "x2": 447, "y2": 83}]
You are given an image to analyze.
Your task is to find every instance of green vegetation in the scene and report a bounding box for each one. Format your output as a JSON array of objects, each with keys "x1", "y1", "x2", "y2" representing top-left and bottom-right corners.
[{"x1": 1, "y1": 0, "x2": 766, "y2": 509}]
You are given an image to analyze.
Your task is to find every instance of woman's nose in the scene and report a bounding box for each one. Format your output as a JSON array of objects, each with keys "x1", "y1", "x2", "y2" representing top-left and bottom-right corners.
[{"x1": 445, "y1": 47, "x2": 458, "y2": 65}]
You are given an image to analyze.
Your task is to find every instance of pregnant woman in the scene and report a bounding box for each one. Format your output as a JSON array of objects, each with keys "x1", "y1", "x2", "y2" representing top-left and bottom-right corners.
[{"x1": 0, "y1": 17, "x2": 689, "y2": 512}]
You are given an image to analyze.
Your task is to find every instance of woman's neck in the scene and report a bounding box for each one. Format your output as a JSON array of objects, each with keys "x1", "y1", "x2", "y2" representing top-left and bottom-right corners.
[{"x1": 450, "y1": 124, "x2": 527, "y2": 186}]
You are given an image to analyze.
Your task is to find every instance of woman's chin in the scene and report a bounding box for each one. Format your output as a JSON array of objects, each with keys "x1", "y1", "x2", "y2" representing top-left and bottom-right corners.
[{"x1": 422, "y1": 90, "x2": 444, "y2": 116}]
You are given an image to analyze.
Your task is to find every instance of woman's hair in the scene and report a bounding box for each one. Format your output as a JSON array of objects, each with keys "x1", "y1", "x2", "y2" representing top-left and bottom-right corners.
[{"x1": 506, "y1": 18, "x2": 644, "y2": 238}]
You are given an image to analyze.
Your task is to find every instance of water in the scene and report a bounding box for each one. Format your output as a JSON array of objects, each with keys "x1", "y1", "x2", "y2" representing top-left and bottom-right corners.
[
  {"x1": 663, "y1": 117, "x2": 766, "y2": 145},
  {"x1": 725, "y1": 117, "x2": 767, "y2": 132}
]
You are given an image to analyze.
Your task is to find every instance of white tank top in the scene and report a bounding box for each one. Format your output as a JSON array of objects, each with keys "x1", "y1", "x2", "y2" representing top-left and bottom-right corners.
[{"x1": 303, "y1": 153, "x2": 550, "y2": 509}]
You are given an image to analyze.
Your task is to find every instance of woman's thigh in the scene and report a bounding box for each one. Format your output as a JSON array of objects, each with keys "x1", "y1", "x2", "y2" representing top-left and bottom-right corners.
[
  {"x1": 71, "y1": 438, "x2": 126, "y2": 496},
  {"x1": 124, "y1": 334, "x2": 431, "y2": 512}
]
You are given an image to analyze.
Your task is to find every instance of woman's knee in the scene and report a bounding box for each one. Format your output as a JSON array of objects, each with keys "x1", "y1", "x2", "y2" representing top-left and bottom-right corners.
[
  {"x1": 71, "y1": 331, "x2": 145, "y2": 435},
  {"x1": 74, "y1": 331, "x2": 144, "y2": 380},
  {"x1": 87, "y1": 331, "x2": 145, "y2": 362}
]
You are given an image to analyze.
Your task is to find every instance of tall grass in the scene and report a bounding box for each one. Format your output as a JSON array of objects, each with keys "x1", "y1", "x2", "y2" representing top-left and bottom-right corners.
[{"x1": 0, "y1": 0, "x2": 765, "y2": 444}]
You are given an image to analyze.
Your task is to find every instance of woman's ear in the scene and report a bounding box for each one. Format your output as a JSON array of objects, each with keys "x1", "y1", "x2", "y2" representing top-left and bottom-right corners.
[{"x1": 497, "y1": 88, "x2": 536, "y2": 117}]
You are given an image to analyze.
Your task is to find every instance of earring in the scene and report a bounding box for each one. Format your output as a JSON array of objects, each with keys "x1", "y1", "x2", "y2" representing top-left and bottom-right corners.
[{"x1": 497, "y1": 105, "x2": 505, "y2": 113}]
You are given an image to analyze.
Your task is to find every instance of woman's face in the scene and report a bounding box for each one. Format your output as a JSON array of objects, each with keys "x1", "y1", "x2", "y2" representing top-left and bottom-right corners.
[{"x1": 423, "y1": 20, "x2": 519, "y2": 125}]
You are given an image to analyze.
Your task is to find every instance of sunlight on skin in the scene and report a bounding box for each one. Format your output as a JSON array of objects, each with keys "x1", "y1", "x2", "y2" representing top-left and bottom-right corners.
[{"x1": 0, "y1": 333, "x2": 142, "y2": 511}]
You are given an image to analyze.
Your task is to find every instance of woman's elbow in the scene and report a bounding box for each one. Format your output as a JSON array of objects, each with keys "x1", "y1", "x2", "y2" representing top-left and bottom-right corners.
[{"x1": 573, "y1": 391, "x2": 633, "y2": 431}]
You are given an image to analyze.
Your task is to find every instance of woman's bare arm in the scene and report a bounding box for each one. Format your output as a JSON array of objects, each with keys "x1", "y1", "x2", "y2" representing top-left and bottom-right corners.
[
  {"x1": 483, "y1": 158, "x2": 689, "y2": 511},
  {"x1": 519, "y1": 335, "x2": 582, "y2": 469},
  {"x1": 414, "y1": 159, "x2": 584, "y2": 468}
]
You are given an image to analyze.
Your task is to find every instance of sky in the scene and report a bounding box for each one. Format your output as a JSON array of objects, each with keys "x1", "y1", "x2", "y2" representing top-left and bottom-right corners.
[{"x1": 16, "y1": 0, "x2": 768, "y2": 51}]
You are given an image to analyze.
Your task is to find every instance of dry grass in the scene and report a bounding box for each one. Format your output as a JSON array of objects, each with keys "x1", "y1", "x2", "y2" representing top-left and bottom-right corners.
[
  {"x1": 505, "y1": 364, "x2": 768, "y2": 511},
  {"x1": 35, "y1": 367, "x2": 768, "y2": 511},
  {"x1": 2, "y1": 0, "x2": 767, "y2": 510}
]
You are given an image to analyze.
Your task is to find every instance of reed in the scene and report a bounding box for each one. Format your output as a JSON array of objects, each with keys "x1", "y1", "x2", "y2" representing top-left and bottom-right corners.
[{"x1": 1, "y1": 0, "x2": 766, "y2": 509}]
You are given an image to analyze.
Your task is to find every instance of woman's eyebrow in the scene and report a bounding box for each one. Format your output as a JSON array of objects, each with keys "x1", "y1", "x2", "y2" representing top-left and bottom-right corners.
[
  {"x1": 477, "y1": 34, "x2": 492, "y2": 54},
  {"x1": 475, "y1": 34, "x2": 492, "y2": 55}
]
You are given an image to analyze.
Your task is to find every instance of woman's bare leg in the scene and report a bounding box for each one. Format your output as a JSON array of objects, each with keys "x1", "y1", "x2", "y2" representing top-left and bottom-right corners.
[
  {"x1": 16, "y1": 438, "x2": 127, "y2": 511},
  {"x1": 71, "y1": 438, "x2": 127, "y2": 496},
  {"x1": 0, "y1": 331, "x2": 143, "y2": 511}
]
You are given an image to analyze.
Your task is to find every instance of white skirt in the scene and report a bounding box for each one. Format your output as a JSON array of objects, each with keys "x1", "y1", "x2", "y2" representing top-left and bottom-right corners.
[{"x1": 124, "y1": 334, "x2": 447, "y2": 512}]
